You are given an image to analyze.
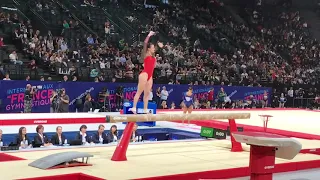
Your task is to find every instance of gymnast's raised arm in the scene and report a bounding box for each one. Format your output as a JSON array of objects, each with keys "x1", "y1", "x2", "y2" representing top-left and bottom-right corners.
[{"x1": 141, "y1": 31, "x2": 155, "y2": 60}]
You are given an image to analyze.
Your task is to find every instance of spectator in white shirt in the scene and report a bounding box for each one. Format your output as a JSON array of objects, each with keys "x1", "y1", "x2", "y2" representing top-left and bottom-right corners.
[
  {"x1": 47, "y1": 40, "x2": 54, "y2": 50},
  {"x1": 287, "y1": 87, "x2": 294, "y2": 98},
  {"x1": 100, "y1": 61, "x2": 106, "y2": 69},
  {"x1": 9, "y1": 51, "x2": 23, "y2": 65},
  {"x1": 105, "y1": 61, "x2": 110, "y2": 69},
  {"x1": 104, "y1": 22, "x2": 110, "y2": 34},
  {"x1": 3, "y1": 73, "x2": 11, "y2": 80},
  {"x1": 29, "y1": 41, "x2": 35, "y2": 49},
  {"x1": 166, "y1": 68, "x2": 172, "y2": 76},
  {"x1": 163, "y1": 61, "x2": 171, "y2": 69},
  {"x1": 160, "y1": 86, "x2": 169, "y2": 103},
  {"x1": 149, "y1": 88, "x2": 153, "y2": 102},
  {"x1": 287, "y1": 87, "x2": 294, "y2": 107},
  {"x1": 36, "y1": 2, "x2": 42, "y2": 11}
]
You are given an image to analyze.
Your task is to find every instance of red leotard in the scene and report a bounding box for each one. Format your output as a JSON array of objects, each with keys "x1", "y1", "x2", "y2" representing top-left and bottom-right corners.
[{"x1": 141, "y1": 56, "x2": 156, "y2": 80}]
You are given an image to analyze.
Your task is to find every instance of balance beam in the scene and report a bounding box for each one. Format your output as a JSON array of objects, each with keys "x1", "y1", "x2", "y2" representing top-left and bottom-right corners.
[
  {"x1": 110, "y1": 112, "x2": 251, "y2": 161},
  {"x1": 106, "y1": 113, "x2": 250, "y2": 123}
]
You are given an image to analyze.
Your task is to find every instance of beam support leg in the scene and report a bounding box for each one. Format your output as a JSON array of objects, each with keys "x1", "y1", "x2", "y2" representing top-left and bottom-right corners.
[
  {"x1": 111, "y1": 122, "x2": 135, "y2": 161},
  {"x1": 228, "y1": 119, "x2": 243, "y2": 152}
]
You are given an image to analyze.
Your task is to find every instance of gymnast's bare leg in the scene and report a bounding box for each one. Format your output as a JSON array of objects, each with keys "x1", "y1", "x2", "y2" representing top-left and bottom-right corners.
[
  {"x1": 182, "y1": 103, "x2": 187, "y2": 124},
  {"x1": 187, "y1": 105, "x2": 193, "y2": 125},
  {"x1": 129, "y1": 73, "x2": 148, "y2": 114},
  {"x1": 143, "y1": 78, "x2": 153, "y2": 113}
]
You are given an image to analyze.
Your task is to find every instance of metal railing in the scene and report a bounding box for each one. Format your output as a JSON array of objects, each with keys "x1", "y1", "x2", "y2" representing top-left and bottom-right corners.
[
  {"x1": 55, "y1": 0, "x2": 98, "y2": 38},
  {"x1": 293, "y1": 98, "x2": 317, "y2": 109},
  {"x1": 26, "y1": 4, "x2": 48, "y2": 25}
]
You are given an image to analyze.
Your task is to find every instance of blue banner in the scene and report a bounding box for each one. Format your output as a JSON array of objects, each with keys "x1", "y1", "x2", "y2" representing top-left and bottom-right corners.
[{"x1": 0, "y1": 81, "x2": 272, "y2": 113}]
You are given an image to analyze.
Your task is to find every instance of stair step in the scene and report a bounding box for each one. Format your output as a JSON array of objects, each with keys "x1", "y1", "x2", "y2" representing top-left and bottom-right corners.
[
  {"x1": 5, "y1": 45, "x2": 16, "y2": 49},
  {"x1": 300, "y1": 10, "x2": 320, "y2": 40}
]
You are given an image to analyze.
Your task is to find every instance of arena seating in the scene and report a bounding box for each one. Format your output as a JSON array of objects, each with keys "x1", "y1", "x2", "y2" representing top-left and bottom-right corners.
[{"x1": 0, "y1": 0, "x2": 319, "y2": 109}]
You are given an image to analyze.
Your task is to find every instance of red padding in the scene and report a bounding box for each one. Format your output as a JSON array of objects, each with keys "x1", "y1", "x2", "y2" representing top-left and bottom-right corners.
[
  {"x1": 300, "y1": 148, "x2": 320, "y2": 155},
  {"x1": 0, "y1": 153, "x2": 26, "y2": 162},
  {"x1": 18, "y1": 173, "x2": 104, "y2": 180},
  {"x1": 0, "y1": 117, "x2": 106, "y2": 126},
  {"x1": 135, "y1": 158, "x2": 320, "y2": 180}
]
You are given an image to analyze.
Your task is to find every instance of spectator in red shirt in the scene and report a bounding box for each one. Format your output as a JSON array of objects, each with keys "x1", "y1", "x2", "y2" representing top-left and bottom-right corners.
[
  {"x1": 208, "y1": 87, "x2": 214, "y2": 106},
  {"x1": 315, "y1": 95, "x2": 320, "y2": 105},
  {"x1": 28, "y1": 59, "x2": 37, "y2": 70},
  {"x1": 0, "y1": 37, "x2": 4, "y2": 47}
]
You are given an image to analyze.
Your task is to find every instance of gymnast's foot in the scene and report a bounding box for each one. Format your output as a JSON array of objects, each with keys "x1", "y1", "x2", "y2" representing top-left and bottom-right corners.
[
  {"x1": 129, "y1": 107, "x2": 137, "y2": 114},
  {"x1": 144, "y1": 109, "x2": 151, "y2": 114}
]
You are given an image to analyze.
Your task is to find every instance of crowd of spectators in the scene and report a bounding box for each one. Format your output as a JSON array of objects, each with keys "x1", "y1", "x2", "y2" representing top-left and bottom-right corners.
[
  {"x1": 151, "y1": 86, "x2": 320, "y2": 110},
  {"x1": 244, "y1": 0, "x2": 320, "y2": 87},
  {"x1": 1, "y1": 0, "x2": 320, "y2": 109}
]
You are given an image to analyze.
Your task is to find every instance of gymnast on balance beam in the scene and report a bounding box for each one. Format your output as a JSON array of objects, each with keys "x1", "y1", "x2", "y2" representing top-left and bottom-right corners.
[{"x1": 129, "y1": 31, "x2": 164, "y2": 114}]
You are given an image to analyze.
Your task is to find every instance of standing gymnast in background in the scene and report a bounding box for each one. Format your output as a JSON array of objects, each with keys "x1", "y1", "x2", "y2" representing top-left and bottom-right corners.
[
  {"x1": 129, "y1": 31, "x2": 163, "y2": 114},
  {"x1": 182, "y1": 87, "x2": 194, "y2": 124}
]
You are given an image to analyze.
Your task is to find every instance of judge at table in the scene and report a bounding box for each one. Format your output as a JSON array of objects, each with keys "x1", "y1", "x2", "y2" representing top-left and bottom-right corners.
[
  {"x1": 75, "y1": 125, "x2": 91, "y2": 144},
  {"x1": 15, "y1": 127, "x2": 31, "y2": 148},
  {"x1": 34, "y1": 125, "x2": 52, "y2": 147},
  {"x1": 0, "y1": 129, "x2": 6, "y2": 146},
  {"x1": 51, "y1": 126, "x2": 66, "y2": 145},
  {"x1": 131, "y1": 123, "x2": 140, "y2": 142},
  {"x1": 107, "y1": 125, "x2": 118, "y2": 143},
  {"x1": 0, "y1": 129, "x2": 3, "y2": 144},
  {"x1": 92, "y1": 124, "x2": 108, "y2": 144}
]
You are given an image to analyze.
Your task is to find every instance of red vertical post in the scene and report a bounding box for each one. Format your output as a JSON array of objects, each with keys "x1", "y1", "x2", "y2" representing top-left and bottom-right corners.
[
  {"x1": 111, "y1": 122, "x2": 135, "y2": 161},
  {"x1": 228, "y1": 119, "x2": 243, "y2": 152},
  {"x1": 249, "y1": 145, "x2": 276, "y2": 180},
  {"x1": 260, "y1": 115, "x2": 272, "y2": 132},
  {"x1": 264, "y1": 117, "x2": 269, "y2": 132}
]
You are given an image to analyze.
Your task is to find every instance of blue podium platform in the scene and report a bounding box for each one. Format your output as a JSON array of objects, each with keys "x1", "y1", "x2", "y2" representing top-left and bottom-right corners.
[
  {"x1": 142, "y1": 130, "x2": 169, "y2": 141},
  {"x1": 122, "y1": 102, "x2": 157, "y2": 127},
  {"x1": 170, "y1": 132, "x2": 201, "y2": 140}
]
